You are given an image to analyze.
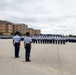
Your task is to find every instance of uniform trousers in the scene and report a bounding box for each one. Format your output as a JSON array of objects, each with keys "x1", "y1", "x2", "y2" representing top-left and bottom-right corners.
[
  {"x1": 25, "y1": 44, "x2": 31, "y2": 61},
  {"x1": 14, "y1": 43, "x2": 20, "y2": 58}
]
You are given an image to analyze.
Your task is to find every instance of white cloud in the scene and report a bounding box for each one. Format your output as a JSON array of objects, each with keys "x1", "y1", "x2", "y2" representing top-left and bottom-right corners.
[{"x1": 0, "y1": 0, "x2": 76, "y2": 35}]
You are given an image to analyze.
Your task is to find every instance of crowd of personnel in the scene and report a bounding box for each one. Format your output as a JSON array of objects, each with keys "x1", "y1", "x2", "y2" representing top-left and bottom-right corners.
[
  {"x1": 31, "y1": 35, "x2": 76, "y2": 44},
  {"x1": 31, "y1": 36, "x2": 66, "y2": 44},
  {"x1": 0, "y1": 35, "x2": 76, "y2": 44}
]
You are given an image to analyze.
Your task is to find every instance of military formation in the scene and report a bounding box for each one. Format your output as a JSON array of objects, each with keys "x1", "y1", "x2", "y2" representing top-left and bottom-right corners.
[
  {"x1": 31, "y1": 35, "x2": 68, "y2": 44},
  {"x1": 1, "y1": 31, "x2": 76, "y2": 62},
  {"x1": 20, "y1": 35, "x2": 76, "y2": 45}
]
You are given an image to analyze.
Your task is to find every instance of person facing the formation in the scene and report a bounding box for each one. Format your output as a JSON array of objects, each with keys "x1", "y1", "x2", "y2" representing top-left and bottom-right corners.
[
  {"x1": 13, "y1": 31, "x2": 21, "y2": 58},
  {"x1": 24, "y1": 32, "x2": 32, "y2": 62}
]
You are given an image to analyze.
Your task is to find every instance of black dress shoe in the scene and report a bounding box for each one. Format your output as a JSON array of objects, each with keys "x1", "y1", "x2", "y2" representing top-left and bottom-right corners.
[
  {"x1": 26, "y1": 60, "x2": 31, "y2": 62},
  {"x1": 15, "y1": 56, "x2": 20, "y2": 58}
]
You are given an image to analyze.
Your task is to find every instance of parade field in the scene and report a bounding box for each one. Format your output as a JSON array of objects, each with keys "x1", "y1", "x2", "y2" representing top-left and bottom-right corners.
[{"x1": 0, "y1": 39, "x2": 76, "y2": 75}]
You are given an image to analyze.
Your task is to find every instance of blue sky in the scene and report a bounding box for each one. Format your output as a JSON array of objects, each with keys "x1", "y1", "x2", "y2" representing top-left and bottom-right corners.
[{"x1": 0, "y1": 0, "x2": 76, "y2": 35}]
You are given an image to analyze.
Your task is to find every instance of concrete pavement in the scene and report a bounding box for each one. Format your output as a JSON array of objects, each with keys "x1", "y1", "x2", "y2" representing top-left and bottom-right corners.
[{"x1": 0, "y1": 39, "x2": 76, "y2": 75}]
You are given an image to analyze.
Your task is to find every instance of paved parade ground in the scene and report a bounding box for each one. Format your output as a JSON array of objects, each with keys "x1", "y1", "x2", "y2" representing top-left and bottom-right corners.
[{"x1": 0, "y1": 39, "x2": 76, "y2": 75}]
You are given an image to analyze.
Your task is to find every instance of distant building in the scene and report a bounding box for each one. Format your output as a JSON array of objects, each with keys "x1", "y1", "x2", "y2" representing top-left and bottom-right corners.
[
  {"x1": 13, "y1": 24, "x2": 28, "y2": 35},
  {"x1": 0, "y1": 20, "x2": 13, "y2": 35},
  {"x1": 0, "y1": 20, "x2": 41, "y2": 36},
  {"x1": 0, "y1": 20, "x2": 28, "y2": 35},
  {"x1": 28, "y1": 28, "x2": 35, "y2": 35},
  {"x1": 28, "y1": 28, "x2": 41, "y2": 36},
  {"x1": 34, "y1": 29, "x2": 41, "y2": 35}
]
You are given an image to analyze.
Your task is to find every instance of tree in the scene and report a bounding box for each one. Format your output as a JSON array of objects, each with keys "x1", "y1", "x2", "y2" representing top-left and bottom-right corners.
[{"x1": 0, "y1": 32, "x2": 2, "y2": 35}]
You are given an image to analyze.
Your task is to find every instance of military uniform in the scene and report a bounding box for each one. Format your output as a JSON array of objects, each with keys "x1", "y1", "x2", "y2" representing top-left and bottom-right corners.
[
  {"x1": 13, "y1": 32, "x2": 20, "y2": 58},
  {"x1": 24, "y1": 32, "x2": 32, "y2": 62}
]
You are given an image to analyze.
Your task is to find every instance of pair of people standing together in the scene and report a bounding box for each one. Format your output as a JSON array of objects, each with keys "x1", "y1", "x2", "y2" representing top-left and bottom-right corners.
[{"x1": 13, "y1": 31, "x2": 32, "y2": 62}]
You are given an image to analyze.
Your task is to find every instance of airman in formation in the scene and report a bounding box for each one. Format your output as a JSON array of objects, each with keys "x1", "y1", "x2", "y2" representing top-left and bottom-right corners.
[{"x1": 32, "y1": 35, "x2": 67, "y2": 44}]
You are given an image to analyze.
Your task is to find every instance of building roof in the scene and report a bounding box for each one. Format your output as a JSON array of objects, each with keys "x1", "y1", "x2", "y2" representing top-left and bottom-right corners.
[
  {"x1": 0, "y1": 20, "x2": 28, "y2": 27},
  {"x1": 13, "y1": 23, "x2": 25, "y2": 25},
  {"x1": 0, "y1": 20, "x2": 13, "y2": 25},
  {"x1": 28, "y1": 28, "x2": 33, "y2": 29}
]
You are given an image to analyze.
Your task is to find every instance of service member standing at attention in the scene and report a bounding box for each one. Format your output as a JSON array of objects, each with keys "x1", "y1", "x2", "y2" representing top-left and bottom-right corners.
[
  {"x1": 13, "y1": 31, "x2": 21, "y2": 58},
  {"x1": 24, "y1": 32, "x2": 32, "y2": 62}
]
